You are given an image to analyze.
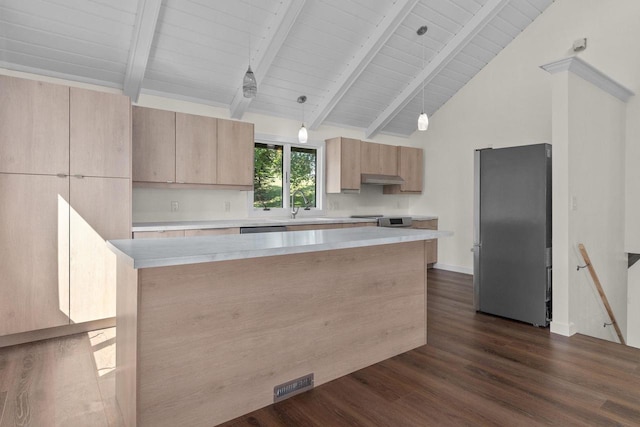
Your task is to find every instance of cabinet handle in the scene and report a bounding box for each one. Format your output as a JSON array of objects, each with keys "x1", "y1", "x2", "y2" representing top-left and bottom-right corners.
[
  {"x1": 74, "y1": 174, "x2": 84, "y2": 179},
  {"x1": 56, "y1": 173, "x2": 68, "y2": 178}
]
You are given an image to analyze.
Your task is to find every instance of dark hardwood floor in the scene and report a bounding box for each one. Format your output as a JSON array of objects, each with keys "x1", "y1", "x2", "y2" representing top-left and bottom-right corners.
[
  {"x1": 221, "y1": 269, "x2": 640, "y2": 427},
  {"x1": 0, "y1": 269, "x2": 639, "y2": 426}
]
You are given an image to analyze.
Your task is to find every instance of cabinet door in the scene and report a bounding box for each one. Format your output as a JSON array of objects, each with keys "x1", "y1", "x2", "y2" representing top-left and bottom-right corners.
[
  {"x1": 425, "y1": 240, "x2": 438, "y2": 265},
  {"x1": 217, "y1": 119, "x2": 254, "y2": 186},
  {"x1": 379, "y1": 144, "x2": 398, "y2": 176},
  {"x1": 399, "y1": 147, "x2": 423, "y2": 192},
  {"x1": 360, "y1": 141, "x2": 380, "y2": 174},
  {"x1": 132, "y1": 107, "x2": 176, "y2": 183},
  {"x1": 412, "y1": 219, "x2": 437, "y2": 265},
  {"x1": 385, "y1": 146, "x2": 423, "y2": 194},
  {"x1": 286, "y1": 224, "x2": 343, "y2": 231},
  {"x1": 326, "y1": 137, "x2": 361, "y2": 193},
  {"x1": 341, "y1": 138, "x2": 361, "y2": 190},
  {"x1": 70, "y1": 176, "x2": 131, "y2": 323},
  {"x1": 342, "y1": 222, "x2": 376, "y2": 228},
  {"x1": 70, "y1": 88, "x2": 131, "y2": 178},
  {"x1": 0, "y1": 173, "x2": 70, "y2": 335},
  {"x1": 0, "y1": 76, "x2": 69, "y2": 175},
  {"x1": 133, "y1": 230, "x2": 185, "y2": 239},
  {"x1": 176, "y1": 113, "x2": 217, "y2": 184},
  {"x1": 184, "y1": 228, "x2": 239, "y2": 236}
]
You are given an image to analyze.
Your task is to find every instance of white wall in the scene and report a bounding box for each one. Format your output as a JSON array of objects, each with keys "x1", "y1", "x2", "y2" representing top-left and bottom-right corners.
[
  {"x1": 565, "y1": 72, "x2": 627, "y2": 341},
  {"x1": 411, "y1": 0, "x2": 640, "y2": 341}
]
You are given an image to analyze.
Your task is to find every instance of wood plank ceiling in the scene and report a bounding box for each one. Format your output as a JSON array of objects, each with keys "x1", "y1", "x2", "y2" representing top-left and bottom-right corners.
[{"x1": 0, "y1": 0, "x2": 553, "y2": 138}]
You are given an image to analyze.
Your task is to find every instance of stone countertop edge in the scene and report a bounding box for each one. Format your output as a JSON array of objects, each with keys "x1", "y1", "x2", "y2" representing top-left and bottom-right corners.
[
  {"x1": 108, "y1": 227, "x2": 452, "y2": 269},
  {"x1": 131, "y1": 215, "x2": 438, "y2": 232}
]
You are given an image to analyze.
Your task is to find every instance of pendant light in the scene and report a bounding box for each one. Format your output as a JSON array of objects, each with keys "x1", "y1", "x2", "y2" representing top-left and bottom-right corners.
[
  {"x1": 417, "y1": 25, "x2": 428, "y2": 131},
  {"x1": 297, "y1": 95, "x2": 308, "y2": 144},
  {"x1": 242, "y1": 1, "x2": 257, "y2": 98}
]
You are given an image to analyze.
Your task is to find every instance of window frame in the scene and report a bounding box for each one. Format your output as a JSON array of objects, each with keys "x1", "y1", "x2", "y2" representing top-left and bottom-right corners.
[{"x1": 248, "y1": 133, "x2": 325, "y2": 218}]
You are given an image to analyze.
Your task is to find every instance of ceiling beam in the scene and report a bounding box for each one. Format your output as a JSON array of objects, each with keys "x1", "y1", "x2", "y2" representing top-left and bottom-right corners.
[
  {"x1": 308, "y1": 0, "x2": 419, "y2": 131},
  {"x1": 229, "y1": 0, "x2": 306, "y2": 119},
  {"x1": 365, "y1": 0, "x2": 510, "y2": 139},
  {"x1": 123, "y1": 0, "x2": 162, "y2": 102}
]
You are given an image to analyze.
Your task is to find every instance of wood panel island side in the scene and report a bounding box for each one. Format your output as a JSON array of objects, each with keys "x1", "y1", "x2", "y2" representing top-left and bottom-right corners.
[{"x1": 107, "y1": 227, "x2": 452, "y2": 427}]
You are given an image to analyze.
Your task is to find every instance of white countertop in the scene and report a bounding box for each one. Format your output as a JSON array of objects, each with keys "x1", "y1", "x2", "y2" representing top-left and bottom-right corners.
[
  {"x1": 131, "y1": 215, "x2": 438, "y2": 232},
  {"x1": 108, "y1": 227, "x2": 452, "y2": 269}
]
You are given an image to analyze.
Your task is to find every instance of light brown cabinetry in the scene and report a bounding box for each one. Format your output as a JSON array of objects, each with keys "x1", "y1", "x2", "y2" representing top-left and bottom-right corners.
[
  {"x1": 0, "y1": 76, "x2": 131, "y2": 336},
  {"x1": 133, "y1": 230, "x2": 185, "y2": 239},
  {"x1": 217, "y1": 119, "x2": 254, "y2": 186},
  {"x1": 326, "y1": 136, "x2": 421, "y2": 194},
  {"x1": 286, "y1": 223, "x2": 343, "y2": 231},
  {"x1": 361, "y1": 141, "x2": 397, "y2": 176},
  {"x1": 133, "y1": 107, "x2": 253, "y2": 188},
  {"x1": 0, "y1": 76, "x2": 69, "y2": 175},
  {"x1": 411, "y1": 219, "x2": 438, "y2": 266},
  {"x1": 133, "y1": 228, "x2": 240, "y2": 238},
  {"x1": 326, "y1": 137, "x2": 361, "y2": 193},
  {"x1": 0, "y1": 174, "x2": 70, "y2": 335},
  {"x1": 184, "y1": 228, "x2": 239, "y2": 236},
  {"x1": 176, "y1": 113, "x2": 217, "y2": 184},
  {"x1": 132, "y1": 107, "x2": 176, "y2": 183},
  {"x1": 384, "y1": 146, "x2": 423, "y2": 194},
  {"x1": 341, "y1": 222, "x2": 376, "y2": 228},
  {"x1": 286, "y1": 222, "x2": 375, "y2": 231},
  {"x1": 70, "y1": 177, "x2": 131, "y2": 323},
  {"x1": 70, "y1": 88, "x2": 131, "y2": 178}
]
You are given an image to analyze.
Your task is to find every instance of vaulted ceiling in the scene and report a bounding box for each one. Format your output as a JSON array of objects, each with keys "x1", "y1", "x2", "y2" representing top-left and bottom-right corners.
[{"x1": 0, "y1": 0, "x2": 553, "y2": 138}]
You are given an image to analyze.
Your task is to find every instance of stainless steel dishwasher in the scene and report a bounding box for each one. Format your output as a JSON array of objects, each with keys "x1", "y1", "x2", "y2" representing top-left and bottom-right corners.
[{"x1": 239, "y1": 225, "x2": 287, "y2": 234}]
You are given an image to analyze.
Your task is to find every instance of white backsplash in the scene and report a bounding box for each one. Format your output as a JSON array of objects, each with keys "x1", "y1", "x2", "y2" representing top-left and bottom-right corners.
[
  {"x1": 132, "y1": 188, "x2": 248, "y2": 222},
  {"x1": 132, "y1": 185, "x2": 418, "y2": 223},
  {"x1": 325, "y1": 185, "x2": 415, "y2": 216}
]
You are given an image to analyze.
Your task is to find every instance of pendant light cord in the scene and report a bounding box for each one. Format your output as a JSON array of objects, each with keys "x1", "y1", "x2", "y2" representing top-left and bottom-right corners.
[{"x1": 421, "y1": 29, "x2": 425, "y2": 113}]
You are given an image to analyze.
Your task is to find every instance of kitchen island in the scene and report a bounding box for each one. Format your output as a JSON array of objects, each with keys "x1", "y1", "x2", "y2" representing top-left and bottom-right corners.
[{"x1": 108, "y1": 227, "x2": 451, "y2": 427}]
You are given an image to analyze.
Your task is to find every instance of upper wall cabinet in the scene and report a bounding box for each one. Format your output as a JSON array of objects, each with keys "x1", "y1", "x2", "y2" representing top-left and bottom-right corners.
[
  {"x1": 132, "y1": 107, "x2": 253, "y2": 189},
  {"x1": 384, "y1": 146, "x2": 423, "y2": 194},
  {"x1": 326, "y1": 137, "x2": 361, "y2": 193},
  {"x1": 70, "y1": 88, "x2": 131, "y2": 178},
  {"x1": 361, "y1": 141, "x2": 397, "y2": 176},
  {"x1": 0, "y1": 76, "x2": 69, "y2": 175},
  {"x1": 176, "y1": 113, "x2": 218, "y2": 185},
  {"x1": 132, "y1": 107, "x2": 176, "y2": 183},
  {"x1": 217, "y1": 118, "x2": 254, "y2": 186},
  {"x1": 326, "y1": 136, "x2": 422, "y2": 194}
]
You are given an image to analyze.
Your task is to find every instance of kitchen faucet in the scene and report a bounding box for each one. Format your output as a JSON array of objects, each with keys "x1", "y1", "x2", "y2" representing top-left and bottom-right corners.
[{"x1": 290, "y1": 189, "x2": 310, "y2": 219}]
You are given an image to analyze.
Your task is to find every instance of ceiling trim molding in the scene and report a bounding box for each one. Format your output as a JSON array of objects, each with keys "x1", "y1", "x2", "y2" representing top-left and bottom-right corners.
[
  {"x1": 0, "y1": 62, "x2": 122, "y2": 92},
  {"x1": 540, "y1": 56, "x2": 634, "y2": 102},
  {"x1": 364, "y1": 0, "x2": 510, "y2": 139},
  {"x1": 123, "y1": 0, "x2": 163, "y2": 102},
  {"x1": 307, "y1": 0, "x2": 419, "y2": 130},
  {"x1": 229, "y1": 0, "x2": 306, "y2": 119}
]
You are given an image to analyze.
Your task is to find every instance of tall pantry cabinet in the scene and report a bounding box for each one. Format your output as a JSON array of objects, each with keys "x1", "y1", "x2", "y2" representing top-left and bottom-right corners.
[{"x1": 0, "y1": 76, "x2": 131, "y2": 336}]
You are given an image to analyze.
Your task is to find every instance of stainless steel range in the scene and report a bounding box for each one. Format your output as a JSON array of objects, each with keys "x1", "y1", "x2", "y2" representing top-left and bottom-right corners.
[{"x1": 350, "y1": 215, "x2": 413, "y2": 228}]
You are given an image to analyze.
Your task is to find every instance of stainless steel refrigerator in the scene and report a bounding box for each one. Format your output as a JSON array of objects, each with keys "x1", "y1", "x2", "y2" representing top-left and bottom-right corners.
[{"x1": 473, "y1": 144, "x2": 552, "y2": 327}]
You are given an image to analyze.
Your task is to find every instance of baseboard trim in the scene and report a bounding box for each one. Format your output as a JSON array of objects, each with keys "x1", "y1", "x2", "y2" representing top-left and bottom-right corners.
[
  {"x1": 433, "y1": 263, "x2": 473, "y2": 275},
  {"x1": 550, "y1": 321, "x2": 577, "y2": 337},
  {"x1": 0, "y1": 318, "x2": 116, "y2": 348}
]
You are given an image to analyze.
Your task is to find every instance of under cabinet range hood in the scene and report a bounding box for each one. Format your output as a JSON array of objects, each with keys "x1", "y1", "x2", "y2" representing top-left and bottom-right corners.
[{"x1": 360, "y1": 173, "x2": 405, "y2": 185}]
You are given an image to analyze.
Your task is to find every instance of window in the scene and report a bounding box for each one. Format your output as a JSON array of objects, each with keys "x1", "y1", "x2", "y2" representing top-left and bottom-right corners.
[
  {"x1": 251, "y1": 136, "x2": 323, "y2": 216},
  {"x1": 254, "y1": 143, "x2": 284, "y2": 209}
]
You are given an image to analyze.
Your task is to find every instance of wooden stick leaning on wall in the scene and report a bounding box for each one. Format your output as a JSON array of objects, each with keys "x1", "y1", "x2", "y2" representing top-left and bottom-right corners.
[{"x1": 577, "y1": 243, "x2": 626, "y2": 345}]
